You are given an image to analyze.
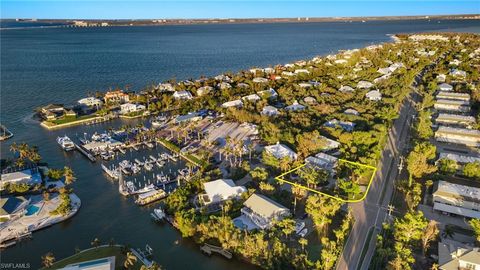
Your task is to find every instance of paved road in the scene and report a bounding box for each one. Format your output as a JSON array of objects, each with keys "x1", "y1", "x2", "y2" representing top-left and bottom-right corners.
[{"x1": 336, "y1": 62, "x2": 438, "y2": 270}]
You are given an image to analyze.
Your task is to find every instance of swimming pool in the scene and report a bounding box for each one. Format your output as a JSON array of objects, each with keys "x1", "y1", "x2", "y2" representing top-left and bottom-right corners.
[{"x1": 25, "y1": 205, "x2": 40, "y2": 216}]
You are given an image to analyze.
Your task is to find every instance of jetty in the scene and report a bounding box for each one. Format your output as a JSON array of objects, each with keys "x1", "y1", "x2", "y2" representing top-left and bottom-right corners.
[
  {"x1": 200, "y1": 243, "x2": 233, "y2": 259},
  {"x1": 130, "y1": 245, "x2": 154, "y2": 268}
]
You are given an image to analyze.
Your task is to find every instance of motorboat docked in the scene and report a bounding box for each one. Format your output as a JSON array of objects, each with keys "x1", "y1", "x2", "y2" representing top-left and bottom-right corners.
[
  {"x1": 57, "y1": 136, "x2": 75, "y2": 151},
  {"x1": 145, "y1": 142, "x2": 155, "y2": 149},
  {"x1": 144, "y1": 163, "x2": 153, "y2": 171},
  {"x1": 149, "y1": 155, "x2": 157, "y2": 162},
  {"x1": 156, "y1": 160, "x2": 165, "y2": 168},
  {"x1": 151, "y1": 207, "x2": 166, "y2": 221},
  {"x1": 134, "y1": 159, "x2": 144, "y2": 166},
  {"x1": 135, "y1": 189, "x2": 167, "y2": 206},
  {"x1": 151, "y1": 116, "x2": 167, "y2": 128},
  {"x1": 135, "y1": 184, "x2": 157, "y2": 194}
]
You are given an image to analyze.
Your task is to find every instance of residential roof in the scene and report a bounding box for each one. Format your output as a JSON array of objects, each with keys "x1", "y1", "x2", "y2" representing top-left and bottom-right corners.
[
  {"x1": 439, "y1": 152, "x2": 480, "y2": 164},
  {"x1": 61, "y1": 256, "x2": 116, "y2": 270},
  {"x1": 436, "y1": 91, "x2": 471, "y2": 101},
  {"x1": 436, "y1": 113, "x2": 476, "y2": 123},
  {"x1": 438, "y1": 241, "x2": 480, "y2": 270},
  {"x1": 366, "y1": 90, "x2": 382, "y2": 100},
  {"x1": 1, "y1": 170, "x2": 32, "y2": 183},
  {"x1": 264, "y1": 142, "x2": 297, "y2": 160},
  {"x1": 357, "y1": 81, "x2": 374, "y2": 89},
  {"x1": 203, "y1": 179, "x2": 246, "y2": 204},
  {"x1": 434, "y1": 180, "x2": 480, "y2": 203},
  {"x1": 436, "y1": 126, "x2": 480, "y2": 138},
  {"x1": 243, "y1": 193, "x2": 289, "y2": 219}
]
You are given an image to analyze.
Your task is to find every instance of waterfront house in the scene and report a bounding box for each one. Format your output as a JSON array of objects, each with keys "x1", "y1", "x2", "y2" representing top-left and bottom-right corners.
[
  {"x1": 173, "y1": 90, "x2": 193, "y2": 100},
  {"x1": 434, "y1": 99, "x2": 470, "y2": 113},
  {"x1": 433, "y1": 181, "x2": 480, "y2": 219},
  {"x1": 357, "y1": 81, "x2": 374, "y2": 89},
  {"x1": 218, "y1": 82, "x2": 232, "y2": 90},
  {"x1": 59, "y1": 256, "x2": 116, "y2": 270},
  {"x1": 257, "y1": 88, "x2": 278, "y2": 99},
  {"x1": 40, "y1": 104, "x2": 65, "y2": 119},
  {"x1": 294, "y1": 69, "x2": 310, "y2": 74},
  {"x1": 252, "y1": 77, "x2": 269, "y2": 84},
  {"x1": 438, "y1": 83, "x2": 454, "y2": 92},
  {"x1": 199, "y1": 179, "x2": 246, "y2": 206},
  {"x1": 449, "y1": 59, "x2": 462, "y2": 66},
  {"x1": 435, "y1": 126, "x2": 480, "y2": 147},
  {"x1": 197, "y1": 86, "x2": 213, "y2": 96},
  {"x1": 282, "y1": 71, "x2": 295, "y2": 77},
  {"x1": 436, "y1": 91, "x2": 470, "y2": 102},
  {"x1": 0, "y1": 168, "x2": 42, "y2": 190},
  {"x1": 119, "y1": 103, "x2": 146, "y2": 114},
  {"x1": 298, "y1": 83, "x2": 312, "y2": 88},
  {"x1": 214, "y1": 74, "x2": 231, "y2": 82},
  {"x1": 334, "y1": 59, "x2": 348, "y2": 65},
  {"x1": 366, "y1": 90, "x2": 382, "y2": 101},
  {"x1": 285, "y1": 101, "x2": 305, "y2": 111},
  {"x1": 408, "y1": 34, "x2": 449, "y2": 42},
  {"x1": 0, "y1": 196, "x2": 30, "y2": 221},
  {"x1": 373, "y1": 74, "x2": 390, "y2": 84},
  {"x1": 78, "y1": 97, "x2": 103, "y2": 108},
  {"x1": 222, "y1": 100, "x2": 243, "y2": 108},
  {"x1": 237, "y1": 83, "x2": 250, "y2": 89},
  {"x1": 324, "y1": 119, "x2": 356, "y2": 132},
  {"x1": 318, "y1": 135, "x2": 341, "y2": 151},
  {"x1": 338, "y1": 85, "x2": 355, "y2": 93},
  {"x1": 104, "y1": 90, "x2": 129, "y2": 104},
  {"x1": 303, "y1": 96, "x2": 317, "y2": 104},
  {"x1": 438, "y1": 240, "x2": 480, "y2": 270},
  {"x1": 264, "y1": 142, "x2": 297, "y2": 160},
  {"x1": 237, "y1": 193, "x2": 291, "y2": 230},
  {"x1": 435, "y1": 113, "x2": 476, "y2": 128},
  {"x1": 242, "y1": 94, "x2": 261, "y2": 102},
  {"x1": 155, "y1": 83, "x2": 175, "y2": 92},
  {"x1": 175, "y1": 113, "x2": 202, "y2": 124},
  {"x1": 261, "y1": 106, "x2": 279, "y2": 116}
]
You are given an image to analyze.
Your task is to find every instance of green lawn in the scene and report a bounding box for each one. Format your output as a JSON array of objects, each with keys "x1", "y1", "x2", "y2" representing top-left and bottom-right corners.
[
  {"x1": 49, "y1": 114, "x2": 97, "y2": 125},
  {"x1": 42, "y1": 246, "x2": 143, "y2": 270}
]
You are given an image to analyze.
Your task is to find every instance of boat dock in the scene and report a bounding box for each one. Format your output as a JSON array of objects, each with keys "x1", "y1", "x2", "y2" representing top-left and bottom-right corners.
[
  {"x1": 130, "y1": 245, "x2": 154, "y2": 268},
  {"x1": 200, "y1": 243, "x2": 233, "y2": 259},
  {"x1": 74, "y1": 143, "x2": 96, "y2": 162}
]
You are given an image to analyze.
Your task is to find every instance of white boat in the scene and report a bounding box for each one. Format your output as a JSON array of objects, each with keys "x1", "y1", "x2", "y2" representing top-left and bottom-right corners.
[
  {"x1": 144, "y1": 163, "x2": 153, "y2": 171},
  {"x1": 118, "y1": 148, "x2": 126, "y2": 154},
  {"x1": 156, "y1": 160, "x2": 164, "y2": 168},
  {"x1": 145, "y1": 142, "x2": 154, "y2": 149},
  {"x1": 134, "y1": 159, "x2": 144, "y2": 166},
  {"x1": 131, "y1": 164, "x2": 141, "y2": 174},
  {"x1": 149, "y1": 155, "x2": 157, "y2": 162},
  {"x1": 135, "y1": 189, "x2": 167, "y2": 206},
  {"x1": 135, "y1": 184, "x2": 156, "y2": 194},
  {"x1": 101, "y1": 164, "x2": 119, "y2": 180},
  {"x1": 57, "y1": 136, "x2": 75, "y2": 151},
  {"x1": 151, "y1": 207, "x2": 166, "y2": 221}
]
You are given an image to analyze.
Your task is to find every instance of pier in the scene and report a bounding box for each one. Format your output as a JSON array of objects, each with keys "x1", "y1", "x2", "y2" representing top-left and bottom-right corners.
[
  {"x1": 74, "y1": 143, "x2": 96, "y2": 162},
  {"x1": 0, "y1": 124, "x2": 13, "y2": 141},
  {"x1": 200, "y1": 243, "x2": 233, "y2": 259}
]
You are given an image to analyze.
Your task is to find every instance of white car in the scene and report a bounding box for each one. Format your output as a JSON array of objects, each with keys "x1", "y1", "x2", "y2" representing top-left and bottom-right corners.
[{"x1": 299, "y1": 228, "x2": 308, "y2": 238}]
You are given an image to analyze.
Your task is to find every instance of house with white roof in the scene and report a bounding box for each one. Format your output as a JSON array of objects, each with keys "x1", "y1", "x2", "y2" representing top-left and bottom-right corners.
[
  {"x1": 155, "y1": 83, "x2": 175, "y2": 92},
  {"x1": 303, "y1": 96, "x2": 317, "y2": 104},
  {"x1": 59, "y1": 256, "x2": 116, "y2": 270},
  {"x1": 324, "y1": 119, "x2": 356, "y2": 132},
  {"x1": 120, "y1": 103, "x2": 146, "y2": 114},
  {"x1": 437, "y1": 74, "x2": 447, "y2": 83},
  {"x1": 438, "y1": 240, "x2": 480, "y2": 270},
  {"x1": 338, "y1": 85, "x2": 355, "y2": 93},
  {"x1": 435, "y1": 126, "x2": 480, "y2": 147},
  {"x1": 78, "y1": 97, "x2": 103, "y2": 108},
  {"x1": 257, "y1": 88, "x2": 278, "y2": 99},
  {"x1": 282, "y1": 71, "x2": 295, "y2": 77},
  {"x1": 236, "y1": 193, "x2": 291, "y2": 230},
  {"x1": 305, "y1": 152, "x2": 338, "y2": 174},
  {"x1": 264, "y1": 142, "x2": 297, "y2": 160},
  {"x1": 438, "y1": 83, "x2": 454, "y2": 91},
  {"x1": 197, "y1": 86, "x2": 213, "y2": 96},
  {"x1": 318, "y1": 135, "x2": 341, "y2": 151},
  {"x1": 285, "y1": 101, "x2": 305, "y2": 111},
  {"x1": 436, "y1": 91, "x2": 470, "y2": 102},
  {"x1": 199, "y1": 179, "x2": 246, "y2": 206},
  {"x1": 366, "y1": 90, "x2": 382, "y2": 101},
  {"x1": 434, "y1": 99, "x2": 470, "y2": 113},
  {"x1": 298, "y1": 83, "x2": 312, "y2": 88},
  {"x1": 357, "y1": 81, "x2": 374, "y2": 89},
  {"x1": 294, "y1": 69, "x2": 310, "y2": 74},
  {"x1": 450, "y1": 69, "x2": 467, "y2": 78},
  {"x1": 344, "y1": 108, "x2": 359, "y2": 116},
  {"x1": 218, "y1": 82, "x2": 232, "y2": 90},
  {"x1": 438, "y1": 152, "x2": 480, "y2": 165},
  {"x1": 222, "y1": 100, "x2": 243, "y2": 108},
  {"x1": 433, "y1": 180, "x2": 480, "y2": 219},
  {"x1": 242, "y1": 94, "x2": 261, "y2": 102},
  {"x1": 261, "y1": 106, "x2": 279, "y2": 116},
  {"x1": 1, "y1": 168, "x2": 42, "y2": 190},
  {"x1": 435, "y1": 113, "x2": 476, "y2": 128},
  {"x1": 334, "y1": 59, "x2": 348, "y2": 65},
  {"x1": 253, "y1": 77, "x2": 269, "y2": 83},
  {"x1": 173, "y1": 90, "x2": 193, "y2": 100},
  {"x1": 449, "y1": 59, "x2": 462, "y2": 66},
  {"x1": 263, "y1": 67, "x2": 275, "y2": 74}
]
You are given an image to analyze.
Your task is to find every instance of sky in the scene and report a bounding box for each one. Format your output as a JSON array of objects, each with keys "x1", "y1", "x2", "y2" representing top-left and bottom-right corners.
[{"x1": 1, "y1": 0, "x2": 479, "y2": 20}]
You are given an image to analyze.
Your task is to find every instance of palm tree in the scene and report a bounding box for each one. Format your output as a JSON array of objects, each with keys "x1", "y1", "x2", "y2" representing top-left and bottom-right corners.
[
  {"x1": 124, "y1": 251, "x2": 137, "y2": 269},
  {"x1": 298, "y1": 238, "x2": 308, "y2": 252},
  {"x1": 442, "y1": 226, "x2": 455, "y2": 239},
  {"x1": 41, "y1": 252, "x2": 55, "y2": 268},
  {"x1": 63, "y1": 166, "x2": 76, "y2": 185}
]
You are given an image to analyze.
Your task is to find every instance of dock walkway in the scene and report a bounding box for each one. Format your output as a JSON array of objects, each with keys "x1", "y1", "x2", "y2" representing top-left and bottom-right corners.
[{"x1": 200, "y1": 243, "x2": 233, "y2": 259}]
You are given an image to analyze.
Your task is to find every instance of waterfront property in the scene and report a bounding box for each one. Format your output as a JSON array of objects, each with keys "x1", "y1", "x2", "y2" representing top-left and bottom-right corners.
[
  {"x1": 104, "y1": 90, "x2": 130, "y2": 104},
  {"x1": 59, "y1": 256, "x2": 115, "y2": 270},
  {"x1": 235, "y1": 193, "x2": 291, "y2": 230},
  {"x1": 0, "y1": 167, "x2": 42, "y2": 190},
  {"x1": 432, "y1": 181, "x2": 480, "y2": 219},
  {"x1": 365, "y1": 90, "x2": 382, "y2": 101},
  {"x1": 198, "y1": 179, "x2": 246, "y2": 206},
  {"x1": 0, "y1": 196, "x2": 31, "y2": 221},
  {"x1": 305, "y1": 152, "x2": 339, "y2": 174}
]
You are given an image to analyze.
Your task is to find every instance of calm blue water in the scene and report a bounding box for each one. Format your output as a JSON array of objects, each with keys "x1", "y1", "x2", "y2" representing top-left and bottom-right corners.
[{"x1": 1, "y1": 20, "x2": 479, "y2": 269}]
